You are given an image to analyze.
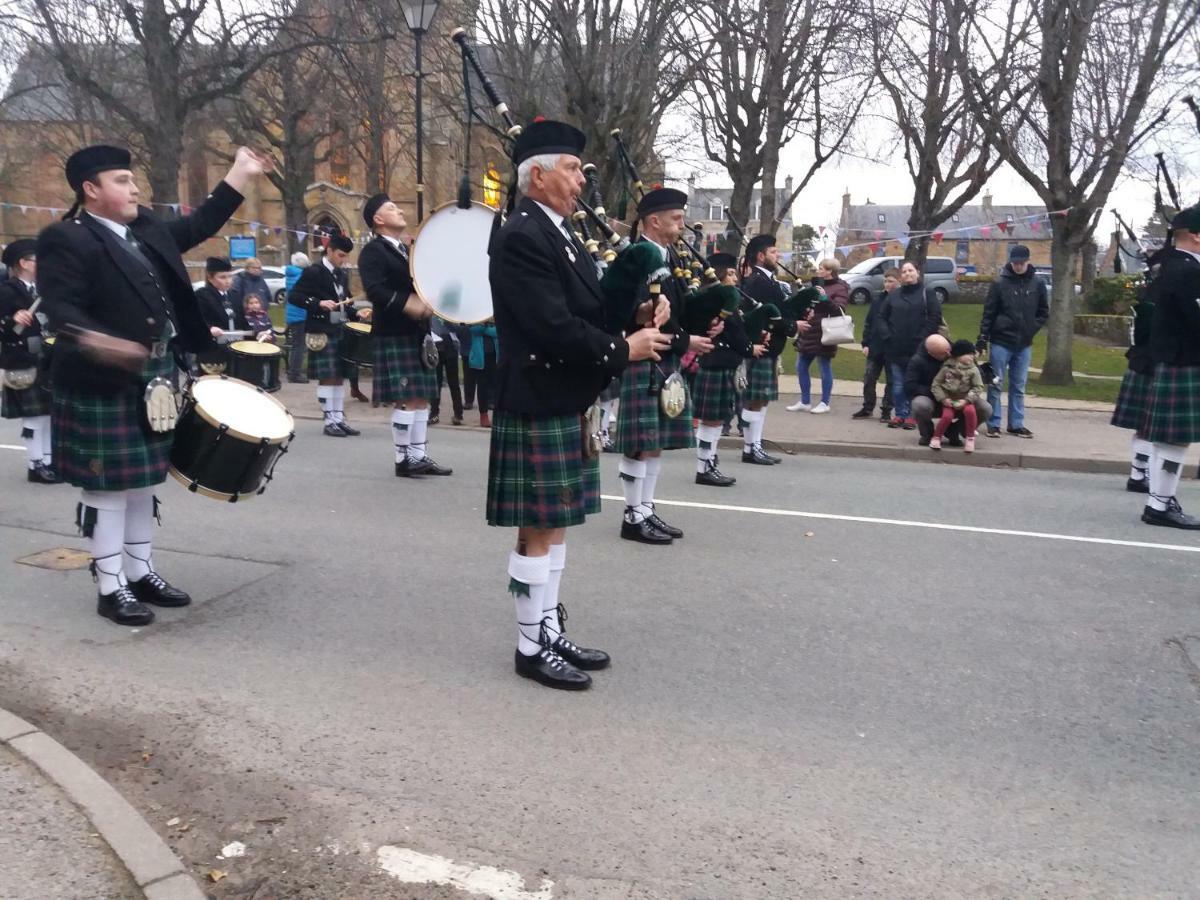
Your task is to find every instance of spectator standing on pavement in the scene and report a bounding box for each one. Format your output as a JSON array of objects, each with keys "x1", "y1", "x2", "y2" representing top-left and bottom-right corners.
[
  {"x1": 429, "y1": 316, "x2": 464, "y2": 425},
  {"x1": 284, "y1": 251, "x2": 310, "y2": 383},
  {"x1": 468, "y1": 319, "x2": 498, "y2": 428},
  {"x1": 242, "y1": 295, "x2": 276, "y2": 342},
  {"x1": 230, "y1": 257, "x2": 273, "y2": 310},
  {"x1": 1110, "y1": 266, "x2": 1159, "y2": 493},
  {"x1": 878, "y1": 259, "x2": 943, "y2": 430},
  {"x1": 929, "y1": 339, "x2": 987, "y2": 452},
  {"x1": 852, "y1": 267, "x2": 897, "y2": 421},
  {"x1": 787, "y1": 258, "x2": 849, "y2": 415},
  {"x1": 976, "y1": 244, "x2": 1049, "y2": 439}
]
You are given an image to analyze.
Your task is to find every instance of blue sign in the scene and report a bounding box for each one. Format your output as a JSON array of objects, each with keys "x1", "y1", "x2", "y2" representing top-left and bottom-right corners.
[{"x1": 229, "y1": 236, "x2": 257, "y2": 260}]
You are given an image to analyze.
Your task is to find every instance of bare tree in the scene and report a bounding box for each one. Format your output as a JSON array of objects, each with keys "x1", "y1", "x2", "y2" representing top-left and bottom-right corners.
[
  {"x1": 679, "y1": 0, "x2": 864, "y2": 252},
  {"x1": 13, "y1": 0, "x2": 326, "y2": 207},
  {"x1": 868, "y1": 0, "x2": 1004, "y2": 265},
  {"x1": 957, "y1": 0, "x2": 1199, "y2": 384}
]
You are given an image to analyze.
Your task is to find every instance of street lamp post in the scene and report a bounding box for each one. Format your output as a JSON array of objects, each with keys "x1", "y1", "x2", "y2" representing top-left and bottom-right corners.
[{"x1": 400, "y1": 0, "x2": 441, "y2": 223}]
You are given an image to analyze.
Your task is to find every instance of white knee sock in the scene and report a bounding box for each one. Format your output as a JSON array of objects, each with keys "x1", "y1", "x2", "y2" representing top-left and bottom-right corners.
[
  {"x1": 741, "y1": 409, "x2": 764, "y2": 451},
  {"x1": 1130, "y1": 436, "x2": 1153, "y2": 482},
  {"x1": 696, "y1": 424, "x2": 719, "y2": 472},
  {"x1": 122, "y1": 487, "x2": 157, "y2": 581},
  {"x1": 81, "y1": 490, "x2": 127, "y2": 594},
  {"x1": 619, "y1": 456, "x2": 646, "y2": 521},
  {"x1": 754, "y1": 408, "x2": 768, "y2": 447},
  {"x1": 639, "y1": 456, "x2": 662, "y2": 519},
  {"x1": 317, "y1": 385, "x2": 335, "y2": 424},
  {"x1": 509, "y1": 551, "x2": 551, "y2": 655},
  {"x1": 392, "y1": 408, "x2": 415, "y2": 462},
  {"x1": 543, "y1": 543, "x2": 566, "y2": 641},
  {"x1": 331, "y1": 384, "x2": 346, "y2": 423},
  {"x1": 21, "y1": 417, "x2": 41, "y2": 468},
  {"x1": 38, "y1": 415, "x2": 52, "y2": 464},
  {"x1": 1149, "y1": 442, "x2": 1188, "y2": 512},
  {"x1": 410, "y1": 408, "x2": 430, "y2": 460}
]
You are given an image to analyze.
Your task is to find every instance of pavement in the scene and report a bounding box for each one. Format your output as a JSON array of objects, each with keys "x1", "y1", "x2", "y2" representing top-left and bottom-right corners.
[{"x1": 2, "y1": 407, "x2": 1199, "y2": 898}]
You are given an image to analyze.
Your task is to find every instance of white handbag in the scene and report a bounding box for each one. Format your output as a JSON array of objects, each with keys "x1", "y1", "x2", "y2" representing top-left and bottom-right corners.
[{"x1": 820, "y1": 309, "x2": 855, "y2": 346}]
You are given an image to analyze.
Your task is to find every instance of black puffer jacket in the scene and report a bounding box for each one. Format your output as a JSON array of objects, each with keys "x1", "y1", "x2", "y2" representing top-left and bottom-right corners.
[
  {"x1": 877, "y1": 280, "x2": 942, "y2": 363},
  {"x1": 979, "y1": 263, "x2": 1049, "y2": 350},
  {"x1": 904, "y1": 345, "x2": 944, "y2": 404}
]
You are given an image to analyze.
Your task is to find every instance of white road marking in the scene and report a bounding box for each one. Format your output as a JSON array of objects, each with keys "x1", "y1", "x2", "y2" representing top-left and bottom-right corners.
[
  {"x1": 377, "y1": 847, "x2": 553, "y2": 899},
  {"x1": 602, "y1": 495, "x2": 1200, "y2": 555}
]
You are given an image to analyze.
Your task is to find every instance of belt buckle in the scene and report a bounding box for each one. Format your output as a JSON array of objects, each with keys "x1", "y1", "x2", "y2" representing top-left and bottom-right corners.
[{"x1": 150, "y1": 340, "x2": 168, "y2": 359}]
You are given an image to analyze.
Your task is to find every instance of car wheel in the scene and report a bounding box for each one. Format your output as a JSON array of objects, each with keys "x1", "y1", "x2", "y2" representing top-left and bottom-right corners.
[
  {"x1": 274, "y1": 289, "x2": 286, "y2": 305},
  {"x1": 850, "y1": 288, "x2": 871, "y2": 305},
  {"x1": 933, "y1": 287, "x2": 949, "y2": 304}
]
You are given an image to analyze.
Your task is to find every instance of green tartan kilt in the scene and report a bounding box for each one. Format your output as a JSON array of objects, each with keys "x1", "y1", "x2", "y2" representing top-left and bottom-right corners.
[
  {"x1": 2, "y1": 382, "x2": 52, "y2": 419},
  {"x1": 744, "y1": 356, "x2": 778, "y2": 404},
  {"x1": 693, "y1": 367, "x2": 738, "y2": 423},
  {"x1": 1110, "y1": 369, "x2": 1153, "y2": 432},
  {"x1": 53, "y1": 353, "x2": 176, "y2": 492},
  {"x1": 307, "y1": 331, "x2": 355, "y2": 381},
  {"x1": 486, "y1": 411, "x2": 601, "y2": 528},
  {"x1": 658, "y1": 356, "x2": 695, "y2": 451},
  {"x1": 1144, "y1": 363, "x2": 1200, "y2": 445},
  {"x1": 615, "y1": 360, "x2": 661, "y2": 454},
  {"x1": 373, "y1": 335, "x2": 437, "y2": 403}
]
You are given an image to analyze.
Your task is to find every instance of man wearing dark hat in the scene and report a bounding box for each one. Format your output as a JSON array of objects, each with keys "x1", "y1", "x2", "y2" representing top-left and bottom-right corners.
[
  {"x1": 691, "y1": 252, "x2": 751, "y2": 486},
  {"x1": 291, "y1": 232, "x2": 370, "y2": 437},
  {"x1": 976, "y1": 244, "x2": 1049, "y2": 438},
  {"x1": 36, "y1": 143, "x2": 273, "y2": 626},
  {"x1": 614, "y1": 186, "x2": 712, "y2": 543},
  {"x1": 1, "y1": 238, "x2": 58, "y2": 483},
  {"x1": 1138, "y1": 205, "x2": 1200, "y2": 528},
  {"x1": 487, "y1": 117, "x2": 670, "y2": 690},
  {"x1": 358, "y1": 193, "x2": 450, "y2": 475},
  {"x1": 739, "y1": 233, "x2": 792, "y2": 464}
]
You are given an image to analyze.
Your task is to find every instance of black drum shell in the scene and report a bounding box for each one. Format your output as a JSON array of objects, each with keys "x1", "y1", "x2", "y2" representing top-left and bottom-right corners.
[
  {"x1": 341, "y1": 323, "x2": 374, "y2": 367},
  {"x1": 226, "y1": 344, "x2": 281, "y2": 392}
]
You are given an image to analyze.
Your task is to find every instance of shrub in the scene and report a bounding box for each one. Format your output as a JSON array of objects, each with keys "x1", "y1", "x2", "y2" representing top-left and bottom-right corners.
[{"x1": 1085, "y1": 275, "x2": 1143, "y2": 314}]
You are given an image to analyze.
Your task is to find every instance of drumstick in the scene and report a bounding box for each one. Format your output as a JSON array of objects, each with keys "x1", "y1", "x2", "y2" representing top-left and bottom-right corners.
[{"x1": 12, "y1": 297, "x2": 42, "y2": 336}]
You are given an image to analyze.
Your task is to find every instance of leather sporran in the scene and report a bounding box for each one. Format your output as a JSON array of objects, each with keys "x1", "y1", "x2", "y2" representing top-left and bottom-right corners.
[
  {"x1": 582, "y1": 404, "x2": 603, "y2": 459},
  {"x1": 735, "y1": 361, "x2": 749, "y2": 393},
  {"x1": 305, "y1": 332, "x2": 329, "y2": 353},
  {"x1": 420, "y1": 334, "x2": 439, "y2": 370},
  {"x1": 1, "y1": 367, "x2": 38, "y2": 390},
  {"x1": 142, "y1": 377, "x2": 180, "y2": 434},
  {"x1": 659, "y1": 372, "x2": 688, "y2": 419}
]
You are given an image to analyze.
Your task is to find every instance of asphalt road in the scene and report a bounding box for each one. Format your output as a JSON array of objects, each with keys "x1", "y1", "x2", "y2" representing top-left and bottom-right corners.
[{"x1": 2, "y1": 417, "x2": 1199, "y2": 899}]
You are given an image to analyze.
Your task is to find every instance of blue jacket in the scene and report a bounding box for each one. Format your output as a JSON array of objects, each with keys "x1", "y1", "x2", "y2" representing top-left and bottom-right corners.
[
  {"x1": 468, "y1": 323, "x2": 497, "y2": 370},
  {"x1": 284, "y1": 264, "x2": 306, "y2": 324}
]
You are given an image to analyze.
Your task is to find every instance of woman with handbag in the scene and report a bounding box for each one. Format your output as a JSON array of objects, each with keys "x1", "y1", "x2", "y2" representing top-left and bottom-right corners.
[{"x1": 787, "y1": 259, "x2": 850, "y2": 414}]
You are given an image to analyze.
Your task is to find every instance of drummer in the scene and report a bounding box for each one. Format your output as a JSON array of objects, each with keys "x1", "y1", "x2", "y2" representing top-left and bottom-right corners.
[
  {"x1": 36, "y1": 143, "x2": 273, "y2": 626},
  {"x1": 196, "y1": 256, "x2": 248, "y2": 339}
]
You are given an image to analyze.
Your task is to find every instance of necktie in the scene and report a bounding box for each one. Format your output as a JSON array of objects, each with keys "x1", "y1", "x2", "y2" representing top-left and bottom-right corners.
[{"x1": 121, "y1": 226, "x2": 158, "y2": 275}]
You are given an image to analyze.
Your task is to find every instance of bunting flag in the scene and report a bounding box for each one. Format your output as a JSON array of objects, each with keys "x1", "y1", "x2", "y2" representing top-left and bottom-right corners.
[
  {"x1": 997, "y1": 221, "x2": 1009, "y2": 233},
  {"x1": 873, "y1": 229, "x2": 884, "y2": 240},
  {"x1": 980, "y1": 226, "x2": 992, "y2": 238},
  {"x1": 869, "y1": 241, "x2": 882, "y2": 253},
  {"x1": 898, "y1": 232, "x2": 910, "y2": 249},
  {"x1": 932, "y1": 231, "x2": 944, "y2": 243},
  {"x1": 1030, "y1": 220, "x2": 1041, "y2": 233}
]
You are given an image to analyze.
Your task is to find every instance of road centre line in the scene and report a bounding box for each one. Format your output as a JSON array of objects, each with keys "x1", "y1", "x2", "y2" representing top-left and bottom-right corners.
[{"x1": 602, "y1": 494, "x2": 1200, "y2": 555}]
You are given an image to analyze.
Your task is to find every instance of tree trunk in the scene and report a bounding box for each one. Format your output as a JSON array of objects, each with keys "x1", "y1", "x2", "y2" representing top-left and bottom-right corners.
[
  {"x1": 906, "y1": 234, "x2": 932, "y2": 266},
  {"x1": 1040, "y1": 222, "x2": 1076, "y2": 384},
  {"x1": 146, "y1": 127, "x2": 184, "y2": 211},
  {"x1": 722, "y1": 170, "x2": 758, "y2": 256},
  {"x1": 1079, "y1": 240, "x2": 1098, "y2": 297}
]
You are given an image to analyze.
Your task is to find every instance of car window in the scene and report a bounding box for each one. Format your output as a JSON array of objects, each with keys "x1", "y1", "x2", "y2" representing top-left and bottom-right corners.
[
  {"x1": 847, "y1": 258, "x2": 881, "y2": 275},
  {"x1": 925, "y1": 259, "x2": 953, "y2": 274},
  {"x1": 262, "y1": 268, "x2": 284, "y2": 279}
]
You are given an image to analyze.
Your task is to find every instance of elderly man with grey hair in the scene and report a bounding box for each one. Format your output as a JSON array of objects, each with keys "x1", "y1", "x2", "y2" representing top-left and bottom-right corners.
[{"x1": 907, "y1": 334, "x2": 992, "y2": 446}]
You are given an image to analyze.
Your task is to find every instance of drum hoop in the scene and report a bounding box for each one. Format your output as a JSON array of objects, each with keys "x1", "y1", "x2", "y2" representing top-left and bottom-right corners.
[
  {"x1": 168, "y1": 466, "x2": 265, "y2": 502},
  {"x1": 411, "y1": 200, "x2": 498, "y2": 325},
  {"x1": 187, "y1": 375, "x2": 295, "y2": 445}
]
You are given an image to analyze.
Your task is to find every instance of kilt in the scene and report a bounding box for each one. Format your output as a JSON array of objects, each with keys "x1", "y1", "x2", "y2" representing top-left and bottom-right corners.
[
  {"x1": 52, "y1": 353, "x2": 176, "y2": 492},
  {"x1": 615, "y1": 360, "x2": 661, "y2": 454},
  {"x1": 307, "y1": 331, "x2": 355, "y2": 381},
  {"x1": 744, "y1": 356, "x2": 778, "y2": 404},
  {"x1": 658, "y1": 354, "x2": 695, "y2": 451},
  {"x1": 373, "y1": 335, "x2": 437, "y2": 403},
  {"x1": 693, "y1": 367, "x2": 738, "y2": 423},
  {"x1": 1144, "y1": 363, "x2": 1200, "y2": 445},
  {"x1": 2, "y1": 382, "x2": 51, "y2": 419},
  {"x1": 1110, "y1": 369, "x2": 1153, "y2": 432},
  {"x1": 486, "y1": 411, "x2": 601, "y2": 528}
]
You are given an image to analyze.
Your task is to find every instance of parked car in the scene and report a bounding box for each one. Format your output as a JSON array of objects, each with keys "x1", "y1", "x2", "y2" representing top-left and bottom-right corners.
[
  {"x1": 190, "y1": 266, "x2": 288, "y2": 304},
  {"x1": 956, "y1": 264, "x2": 977, "y2": 276},
  {"x1": 843, "y1": 255, "x2": 960, "y2": 305}
]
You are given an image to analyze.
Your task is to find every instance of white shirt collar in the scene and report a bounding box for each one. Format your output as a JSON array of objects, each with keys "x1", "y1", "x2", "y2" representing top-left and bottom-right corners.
[
  {"x1": 323, "y1": 256, "x2": 337, "y2": 274},
  {"x1": 381, "y1": 234, "x2": 405, "y2": 252},
  {"x1": 644, "y1": 238, "x2": 669, "y2": 262},
  {"x1": 755, "y1": 265, "x2": 775, "y2": 279},
  {"x1": 1181, "y1": 248, "x2": 1200, "y2": 265},
  {"x1": 532, "y1": 200, "x2": 571, "y2": 238},
  {"x1": 87, "y1": 211, "x2": 128, "y2": 238},
  {"x1": 20, "y1": 279, "x2": 35, "y2": 292}
]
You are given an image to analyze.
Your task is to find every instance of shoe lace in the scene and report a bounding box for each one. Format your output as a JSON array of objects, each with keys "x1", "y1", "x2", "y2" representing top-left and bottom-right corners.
[
  {"x1": 1168, "y1": 496, "x2": 1183, "y2": 514},
  {"x1": 143, "y1": 570, "x2": 168, "y2": 590}
]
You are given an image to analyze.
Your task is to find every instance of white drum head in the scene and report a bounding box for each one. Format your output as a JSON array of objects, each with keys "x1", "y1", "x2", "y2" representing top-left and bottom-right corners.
[
  {"x1": 230, "y1": 340, "x2": 281, "y2": 357},
  {"x1": 412, "y1": 202, "x2": 496, "y2": 324},
  {"x1": 191, "y1": 376, "x2": 293, "y2": 442},
  {"x1": 345, "y1": 322, "x2": 372, "y2": 335}
]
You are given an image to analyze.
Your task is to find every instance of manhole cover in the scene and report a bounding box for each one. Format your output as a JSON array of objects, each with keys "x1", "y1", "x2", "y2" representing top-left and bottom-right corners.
[{"x1": 16, "y1": 548, "x2": 92, "y2": 570}]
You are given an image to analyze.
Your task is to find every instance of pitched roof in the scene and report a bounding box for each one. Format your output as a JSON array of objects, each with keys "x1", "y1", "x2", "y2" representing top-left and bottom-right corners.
[
  {"x1": 841, "y1": 200, "x2": 1047, "y2": 239},
  {"x1": 688, "y1": 186, "x2": 793, "y2": 224}
]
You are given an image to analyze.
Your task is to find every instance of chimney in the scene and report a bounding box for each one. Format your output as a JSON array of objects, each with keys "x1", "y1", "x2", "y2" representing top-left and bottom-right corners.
[
  {"x1": 688, "y1": 172, "x2": 696, "y2": 190},
  {"x1": 982, "y1": 190, "x2": 993, "y2": 215},
  {"x1": 785, "y1": 175, "x2": 793, "y2": 193},
  {"x1": 842, "y1": 188, "x2": 851, "y2": 215}
]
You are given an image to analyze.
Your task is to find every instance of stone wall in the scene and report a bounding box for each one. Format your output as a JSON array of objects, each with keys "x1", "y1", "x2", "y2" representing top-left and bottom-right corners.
[{"x1": 1074, "y1": 315, "x2": 1131, "y2": 347}]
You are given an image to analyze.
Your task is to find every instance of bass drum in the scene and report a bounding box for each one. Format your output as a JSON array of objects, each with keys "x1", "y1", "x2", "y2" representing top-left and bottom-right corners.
[
  {"x1": 411, "y1": 202, "x2": 496, "y2": 324},
  {"x1": 169, "y1": 376, "x2": 294, "y2": 502}
]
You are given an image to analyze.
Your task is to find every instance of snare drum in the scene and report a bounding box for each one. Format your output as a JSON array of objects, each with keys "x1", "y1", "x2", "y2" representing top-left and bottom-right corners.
[
  {"x1": 341, "y1": 321, "x2": 374, "y2": 367},
  {"x1": 169, "y1": 376, "x2": 294, "y2": 502},
  {"x1": 227, "y1": 340, "x2": 282, "y2": 393}
]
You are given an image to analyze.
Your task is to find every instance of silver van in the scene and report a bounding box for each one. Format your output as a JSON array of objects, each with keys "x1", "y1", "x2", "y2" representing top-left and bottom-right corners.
[{"x1": 842, "y1": 256, "x2": 960, "y2": 305}]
